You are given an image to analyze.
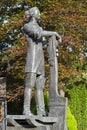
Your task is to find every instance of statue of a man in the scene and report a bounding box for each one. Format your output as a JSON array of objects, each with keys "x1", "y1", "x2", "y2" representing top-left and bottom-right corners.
[{"x1": 23, "y1": 7, "x2": 61, "y2": 116}]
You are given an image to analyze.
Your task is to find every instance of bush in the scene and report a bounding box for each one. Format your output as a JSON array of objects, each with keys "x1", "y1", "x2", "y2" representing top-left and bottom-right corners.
[
  {"x1": 68, "y1": 83, "x2": 87, "y2": 130},
  {"x1": 67, "y1": 107, "x2": 78, "y2": 130}
]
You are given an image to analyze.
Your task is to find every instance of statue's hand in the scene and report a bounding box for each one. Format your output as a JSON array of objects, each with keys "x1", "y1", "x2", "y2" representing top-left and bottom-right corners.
[
  {"x1": 54, "y1": 32, "x2": 62, "y2": 43},
  {"x1": 58, "y1": 37, "x2": 62, "y2": 43}
]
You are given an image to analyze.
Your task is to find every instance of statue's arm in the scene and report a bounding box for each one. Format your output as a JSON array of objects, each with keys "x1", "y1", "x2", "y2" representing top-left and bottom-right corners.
[
  {"x1": 41, "y1": 30, "x2": 62, "y2": 43},
  {"x1": 41, "y1": 31, "x2": 58, "y2": 37},
  {"x1": 23, "y1": 24, "x2": 61, "y2": 42}
]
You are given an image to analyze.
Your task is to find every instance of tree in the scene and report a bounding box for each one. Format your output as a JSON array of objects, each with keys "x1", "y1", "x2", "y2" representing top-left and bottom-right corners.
[{"x1": 0, "y1": 0, "x2": 87, "y2": 129}]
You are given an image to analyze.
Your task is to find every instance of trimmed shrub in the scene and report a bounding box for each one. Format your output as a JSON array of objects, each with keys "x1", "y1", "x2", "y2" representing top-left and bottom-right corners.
[
  {"x1": 68, "y1": 83, "x2": 87, "y2": 130},
  {"x1": 67, "y1": 107, "x2": 78, "y2": 130}
]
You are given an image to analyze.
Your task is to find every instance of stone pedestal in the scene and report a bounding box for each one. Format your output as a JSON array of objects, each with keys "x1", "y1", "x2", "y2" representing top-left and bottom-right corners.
[
  {"x1": 49, "y1": 97, "x2": 68, "y2": 130},
  {"x1": 6, "y1": 126, "x2": 49, "y2": 130},
  {"x1": 6, "y1": 115, "x2": 57, "y2": 130},
  {"x1": 6, "y1": 105, "x2": 68, "y2": 130}
]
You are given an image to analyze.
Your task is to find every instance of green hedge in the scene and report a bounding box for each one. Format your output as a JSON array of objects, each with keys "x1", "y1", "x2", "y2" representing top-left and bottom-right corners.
[
  {"x1": 67, "y1": 107, "x2": 78, "y2": 130},
  {"x1": 68, "y1": 83, "x2": 87, "y2": 130}
]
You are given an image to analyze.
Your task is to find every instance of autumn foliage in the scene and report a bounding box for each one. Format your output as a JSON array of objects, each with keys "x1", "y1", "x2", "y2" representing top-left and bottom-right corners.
[{"x1": 0, "y1": 0, "x2": 87, "y2": 129}]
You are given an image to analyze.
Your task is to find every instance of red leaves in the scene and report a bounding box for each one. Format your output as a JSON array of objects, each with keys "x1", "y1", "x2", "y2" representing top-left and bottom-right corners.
[{"x1": 62, "y1": 36, "x2": 71, "y2": 43}]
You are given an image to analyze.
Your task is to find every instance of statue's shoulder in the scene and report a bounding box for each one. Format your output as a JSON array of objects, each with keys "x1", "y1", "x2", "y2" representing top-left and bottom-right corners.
[
  {"x1": 23, "y1": 22, "x2": 41, "y2": 34},
  {"x1": 23, "y1": 22, "x2": 33, "y2": 33},
  {"x1": 23, "y1": 23, "x2": 31, "y2": 29},
  {"x1": 25, "y1": 22, "x2": 38, "y2": 28}
]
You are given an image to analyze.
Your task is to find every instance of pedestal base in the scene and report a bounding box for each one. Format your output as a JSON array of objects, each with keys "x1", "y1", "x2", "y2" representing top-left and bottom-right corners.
[
  {"x1": 6, "y1": 96, "x2": 68, "y2": 130},
  {"x1": 6, "y1": 115, "x2": 57, "y2": 130},
  {"x1": 6, "y1": 126, "x2": 50, "y2": 130},
  {"x1": 49, "y1": 96, "x2": 68, "y2": 130}
]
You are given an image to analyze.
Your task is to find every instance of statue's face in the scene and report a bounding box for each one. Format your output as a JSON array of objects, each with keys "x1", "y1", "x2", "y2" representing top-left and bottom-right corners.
[
  {"x1": 33, "y1": 8, "x2": 40, "y2": 20},
  {"x1": 25, "y1": 7, "x2": 41, "y2": 22},
  {"x1": 25, "y1": 10, "x2": 30, "y2": 20}
]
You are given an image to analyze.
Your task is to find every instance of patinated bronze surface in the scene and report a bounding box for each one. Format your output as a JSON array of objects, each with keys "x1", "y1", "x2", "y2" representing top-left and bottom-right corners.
[{"x1": 23, "y1": 7, "x2": 61, "y2": 116}]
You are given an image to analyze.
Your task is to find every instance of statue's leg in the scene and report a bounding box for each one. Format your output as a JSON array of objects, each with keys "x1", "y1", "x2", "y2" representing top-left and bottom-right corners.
[
  {"x1": 35, "y1": 75, "x2": 45, "y2": 116},
  {"x1": 23, "y1": 72, "x2": 36, "y2": 115}
]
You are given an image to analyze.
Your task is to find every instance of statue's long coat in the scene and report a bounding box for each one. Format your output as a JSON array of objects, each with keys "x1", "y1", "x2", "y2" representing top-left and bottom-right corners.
[{"x1": 23, "y1": 21, "x2": 45, "y2": 76}]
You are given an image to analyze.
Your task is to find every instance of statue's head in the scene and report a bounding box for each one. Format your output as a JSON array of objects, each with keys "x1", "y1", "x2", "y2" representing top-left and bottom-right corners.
[{"x1": 25, "y1": 7, "x2": 40, "y2": 20}]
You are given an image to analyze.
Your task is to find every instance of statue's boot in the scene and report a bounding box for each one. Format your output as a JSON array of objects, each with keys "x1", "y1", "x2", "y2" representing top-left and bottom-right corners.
[
  {"x1": 35, "y1": 75, "x2": 46, "y2": 116},
  {"x1": 35, "y1": 75, "x2": 45, "y2": 116},
  {"x1": 35, "y1": 89, "x2": 45, "y2": 116},
  {"x1": 23, "y1": 88, "x2": 33, "y2": 115}
]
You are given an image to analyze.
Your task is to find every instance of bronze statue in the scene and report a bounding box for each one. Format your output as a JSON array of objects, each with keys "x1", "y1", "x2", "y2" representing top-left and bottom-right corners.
[{"x1": 23, "y1": 7, "x2": 61, "y2": 116}]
